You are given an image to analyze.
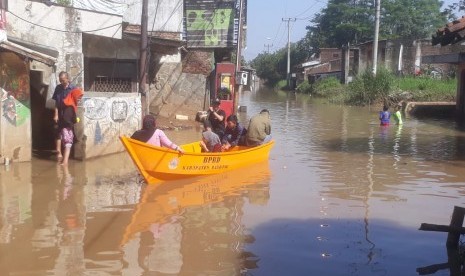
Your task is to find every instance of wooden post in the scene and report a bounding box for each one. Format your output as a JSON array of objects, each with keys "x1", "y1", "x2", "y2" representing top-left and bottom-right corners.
[
  {"x1": 139, "y1": 0, "x2": 149, "y2": 117},
  {"x1": 446, "y1": 206, "x2": 465, "y2": 249}
]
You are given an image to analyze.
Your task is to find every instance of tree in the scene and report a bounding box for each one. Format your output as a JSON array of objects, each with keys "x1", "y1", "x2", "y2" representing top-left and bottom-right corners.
[
  {"x1": 381, "y1": 0, "x2": 447, "y2": 39},
  {"x1": 250, "y1": 43, "x2": 308, "y2": 85},
  {"x1": 305, "y1": 0, "x2": 374, "y2": 49},
  {"x1": 301, "y1": 0, "x2": 448, "y2": 53}
]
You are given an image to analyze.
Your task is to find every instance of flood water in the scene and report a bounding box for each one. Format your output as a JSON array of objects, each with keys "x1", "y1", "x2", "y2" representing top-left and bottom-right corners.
[{"x1": 1, "y1": 88, "x2": 465, "y2": 275}]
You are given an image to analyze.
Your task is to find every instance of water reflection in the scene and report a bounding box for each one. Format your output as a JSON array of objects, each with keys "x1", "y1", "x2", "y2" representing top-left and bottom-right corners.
[
  {"x1": 3, "y1": 88, "x2": 465, "y2": 275},
  {"x1": 0, "y1": 155, "x2": 141, "y2": 275},
  {"x1": 121, "y1": 161, "x2": 271, "y2": 274}
]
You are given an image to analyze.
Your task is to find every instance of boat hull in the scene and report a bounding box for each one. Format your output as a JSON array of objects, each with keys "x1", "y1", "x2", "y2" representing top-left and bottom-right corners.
[{"x1": 120, "y1": 136, "x2": 274, "y2": 183}]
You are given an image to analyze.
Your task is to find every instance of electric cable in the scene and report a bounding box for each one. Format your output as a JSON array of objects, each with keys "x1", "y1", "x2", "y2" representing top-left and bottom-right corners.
[{"x1": 7, "y1": 10, "x2": 121, "y2": 33}]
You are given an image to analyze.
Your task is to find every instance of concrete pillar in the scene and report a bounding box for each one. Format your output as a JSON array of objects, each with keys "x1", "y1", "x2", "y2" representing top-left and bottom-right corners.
[
  {"x1": 341, "y1": 43, "x2": 350, "y2": 84},
  {"x1": 457, "y1": 65, "x2": 465, "y2": 121}
]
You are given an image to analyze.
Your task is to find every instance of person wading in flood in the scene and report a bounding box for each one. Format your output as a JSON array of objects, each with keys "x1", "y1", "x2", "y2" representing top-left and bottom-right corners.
[
  {"x1": 379, "y1": 105, "x2": 391, "y2": 126},
  {"x1": 59, "y1": 87, "x2": 83, "y2": 166},
  {"x1": 52, "y1": 71, "x2": 75, "y2": 162}
]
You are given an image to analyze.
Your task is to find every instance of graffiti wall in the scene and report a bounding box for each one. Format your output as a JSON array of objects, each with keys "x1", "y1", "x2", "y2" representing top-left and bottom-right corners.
[
  {"x1": 78, "y1": 92, "x2": 141, "y2": 159},
  {"x1": 0, "y1": 52, "x2": 31, "y2": 162}
]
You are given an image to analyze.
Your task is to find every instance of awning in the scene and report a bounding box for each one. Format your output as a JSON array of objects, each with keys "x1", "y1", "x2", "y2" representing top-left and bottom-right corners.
[{"x1": 0, "y1": 40, "x2": 57, "y2": 66}]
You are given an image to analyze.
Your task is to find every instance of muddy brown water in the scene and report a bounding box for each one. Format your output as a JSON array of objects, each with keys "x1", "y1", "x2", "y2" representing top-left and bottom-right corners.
[{"x1": 1, "y1": 88, "x2": 465, "y2": 275}]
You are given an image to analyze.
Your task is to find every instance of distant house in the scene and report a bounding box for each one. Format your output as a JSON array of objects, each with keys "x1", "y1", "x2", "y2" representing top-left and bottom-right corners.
[
  {"x1": 297, "y1": 38, "x2": 465, "y2": 86},
  {"x1": 297, "y1": 48, "x2": 355, "y2": 85},
  {"x1": 423, "y1": 16, "x2": 465, "y2": 120}
]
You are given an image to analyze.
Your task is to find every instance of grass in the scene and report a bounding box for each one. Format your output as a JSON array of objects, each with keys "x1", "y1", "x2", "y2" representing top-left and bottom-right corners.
[
  {"x1": 393, "y1": 76, "x2": 456, "y2": 102},
  {"x1": 296, "y1": 69, "x2": 458, "y2": 105}
]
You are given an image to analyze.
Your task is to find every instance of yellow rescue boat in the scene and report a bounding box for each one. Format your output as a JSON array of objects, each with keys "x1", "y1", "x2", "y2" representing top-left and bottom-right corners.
[{"x1": 120, "y1": 136, "x2": 274, "y2": 184}]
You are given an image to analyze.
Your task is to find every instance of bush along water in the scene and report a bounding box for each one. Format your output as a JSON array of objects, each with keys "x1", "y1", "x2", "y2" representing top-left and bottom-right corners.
[
  {"x1": 296, "y1": 67, "x2": 456, "y2": 106},
  {"x1": 345, "y1": 68, "x2": 395, "y2": 105},
  {"x1": 296, "y1": 77, "x2": 343, "y2": 97}
]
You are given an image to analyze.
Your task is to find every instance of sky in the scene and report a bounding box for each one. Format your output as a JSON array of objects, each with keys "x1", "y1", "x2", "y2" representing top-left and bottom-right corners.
[{"x1": 244, "y1": 0, "x2": 459, "y2": 61}]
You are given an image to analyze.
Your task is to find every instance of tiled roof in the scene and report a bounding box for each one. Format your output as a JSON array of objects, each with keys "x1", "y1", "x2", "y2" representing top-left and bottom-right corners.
[{"x1": 432, "y1": 16, "x2": 465, "y2": 46}]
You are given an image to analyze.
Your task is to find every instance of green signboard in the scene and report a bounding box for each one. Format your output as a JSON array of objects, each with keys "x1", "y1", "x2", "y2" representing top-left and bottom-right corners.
[{"x1": 185, "y1": 1, "x2": 237, "y2": 48}]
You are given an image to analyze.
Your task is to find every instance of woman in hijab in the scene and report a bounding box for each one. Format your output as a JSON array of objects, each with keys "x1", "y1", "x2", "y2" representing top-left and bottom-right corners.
[
  {"x1": 60, "y1": 87, "x2": 83, "y2": 166},
  {"x1": 131, "y1": 115, "x2": 184, "y2": 154}
]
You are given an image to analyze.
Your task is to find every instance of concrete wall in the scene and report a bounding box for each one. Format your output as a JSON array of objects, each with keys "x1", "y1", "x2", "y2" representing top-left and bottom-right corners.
[
  {"x1": 0, "y1": 52, "x2": 31, "y2": 163},
  {"x1": 357, "y1": 39, "x2": 464, "y2": 76},
  {"x1": 148, "y1": 49, "x2": 213, "y2": 119},
  {"x1": 76, "y1": 92, "x2": 141, "y2": 160},
  {"x1": 82, "y1": 34, "x2": 139, "y2": 60},
  {"x1": 7, "y1": 0, "x2": 122, "y2": 86},
  {"x1": 123, "y1": 0, "x2": 183, "y2": 33}
]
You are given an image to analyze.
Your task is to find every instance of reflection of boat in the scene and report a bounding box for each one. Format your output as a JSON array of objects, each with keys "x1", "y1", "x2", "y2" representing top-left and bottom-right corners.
[
  {"x1": 121, "y1": 161, "x2": 271, "y2": 246},
  {"x1": 120, "y1": 136, "x2": 274, "y2": 184}
]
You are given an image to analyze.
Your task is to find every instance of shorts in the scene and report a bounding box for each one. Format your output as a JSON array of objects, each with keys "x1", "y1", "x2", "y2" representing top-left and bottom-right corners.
[{"x1": 61, "y1": 127, "x2": 74, "y2": 148}]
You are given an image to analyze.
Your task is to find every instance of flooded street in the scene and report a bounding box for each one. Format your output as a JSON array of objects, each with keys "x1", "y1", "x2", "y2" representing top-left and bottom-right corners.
[{"x1": 1, "y1": 88, "x2": 465, "y2": 275}]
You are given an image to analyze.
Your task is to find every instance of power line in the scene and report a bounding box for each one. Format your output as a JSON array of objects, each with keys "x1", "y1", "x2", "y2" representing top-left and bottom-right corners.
[
  {"x1": 7, "y1": 10, "x2": 121, "y2": 33},
  {"x1": 293, "y1": 0, "x2": 327, "y2": 20},
  {"x1": 271, "y1": 21, "x2": 284, "y2": 47}
]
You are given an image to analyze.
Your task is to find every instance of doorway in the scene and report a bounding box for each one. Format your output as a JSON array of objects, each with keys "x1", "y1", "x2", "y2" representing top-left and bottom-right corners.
[{"x1": 30, "y1": 70, "x2": 55, "y2": 157}]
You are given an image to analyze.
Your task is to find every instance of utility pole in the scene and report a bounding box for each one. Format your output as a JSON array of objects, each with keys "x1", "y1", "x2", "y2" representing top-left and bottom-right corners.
[
  {"x1": 372, "y1": 0, "x2": 380, "y2": 75},
  {"x1": 264, "y1": 43, "x2": 273, "y2": 53},
  {"x1": 282, "y1": 17, "x2": 296, "y2": 88},
  {"x1": 233, "y1": 0, "x2": 244, "y2": 115},
  {"x1": 139, "y1": 0, "x2": 149, "y2": 116}
]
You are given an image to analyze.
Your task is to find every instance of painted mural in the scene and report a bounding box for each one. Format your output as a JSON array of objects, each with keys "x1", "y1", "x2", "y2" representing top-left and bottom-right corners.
[
  {"x1": 0, "y1": 53, "x2": 30, "y2": 127},
  {"x1": 82, "y1": 95, "x2": 141, "y2": 157}
]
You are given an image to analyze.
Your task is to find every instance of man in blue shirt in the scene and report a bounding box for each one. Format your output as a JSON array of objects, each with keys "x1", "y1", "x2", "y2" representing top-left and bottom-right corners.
[
  {"x1": 52, "y1": 71, "x2": 75, "y2": 161},
  {"x1": 222, "y1": 114, "x2": 246, "y2": 150}
]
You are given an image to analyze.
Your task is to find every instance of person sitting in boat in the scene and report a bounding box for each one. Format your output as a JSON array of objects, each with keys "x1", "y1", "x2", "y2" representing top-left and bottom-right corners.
[
  {"x1": 131, "y1": 115, "x2": 184, "y2": 154},
  {"x1": 246, "y1": 109, "x2": 272, "y2": 147},
  {"x1": 222, "y1": 114, "x2": 247, "y2": 151},
  {"x1": 208, "y1": 99, "x2": 226, "y2": 140},
  {"x1": 200, "y1": 120, "x2": 222, "y2": 153}
]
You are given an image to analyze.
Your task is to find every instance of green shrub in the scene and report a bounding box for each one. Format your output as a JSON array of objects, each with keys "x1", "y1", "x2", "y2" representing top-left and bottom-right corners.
[
  {"x1": 296, "y1": 81, "x2": 313, "y2": 94},
  {"x1": 313, "y1": 77, "x2": 343, "y2": 97},
  {"x1": 346, "y1": 68, "x2": 395, "y2": 105},
  {"x1": 296, "y1": 77, "x2": 342, "y2": 96},
  {"x1": 274, "y1": 79, "x2": 288, "y2": 90}
]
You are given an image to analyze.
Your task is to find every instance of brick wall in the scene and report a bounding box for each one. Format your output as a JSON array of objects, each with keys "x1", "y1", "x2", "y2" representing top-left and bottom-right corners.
[
  {"x1": 182, "y1": 50, "x2": 214, "y2": 76},
  {"x1": 319, "y1": 48, "x2": 341, "y2": 63}
]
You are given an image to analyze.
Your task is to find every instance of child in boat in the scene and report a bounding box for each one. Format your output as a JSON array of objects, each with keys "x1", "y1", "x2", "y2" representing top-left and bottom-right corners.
[
  {"x1": 200, "y1": 120, "x2": 222, "y2": 152},
  {"x1": 222, "y1": 114, "x2": 247, "y2": 151},
  {"x1": 393, "y1": 104, "x2": 403, "y2": 125},
  {"x1": 379, "y1": 105, "x2": 391, "y2": 126},
  {"x1": 131, "y1": 115, "x2": 184, "y2": 154}
]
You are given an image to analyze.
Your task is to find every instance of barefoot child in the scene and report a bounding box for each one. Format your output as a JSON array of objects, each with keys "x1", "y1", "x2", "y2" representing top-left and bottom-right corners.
[{"x1": 60, "y1": 88, "x2": 83, "y2": 166}]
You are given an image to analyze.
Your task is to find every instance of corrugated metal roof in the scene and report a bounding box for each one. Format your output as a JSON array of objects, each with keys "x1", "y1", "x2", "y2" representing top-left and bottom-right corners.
[
  {"x1": 0, "y1": 40, "x2": 56, "y2": 65},
  {"x1": 432, "y1": 16, "x2": 465, "y2": 46}
]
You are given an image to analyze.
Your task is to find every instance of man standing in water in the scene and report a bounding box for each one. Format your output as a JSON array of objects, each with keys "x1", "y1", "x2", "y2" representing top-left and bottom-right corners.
[
  {"x1": 52, "y1": 71, "x2": 75, "y2": 162},
  {"x1": 246, "y1": 109, "x2": 272, "y2": 147}
]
